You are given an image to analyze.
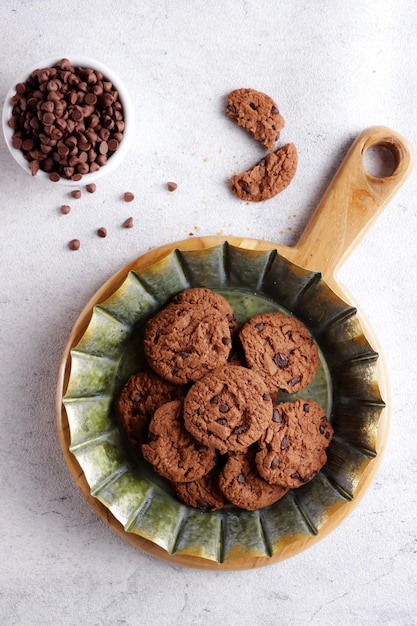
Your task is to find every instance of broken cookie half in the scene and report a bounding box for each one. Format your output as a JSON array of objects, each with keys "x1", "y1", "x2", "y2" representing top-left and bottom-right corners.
[
  {"x1": 230, "y1": 143, "x2": 298, "y2": 202},
  {"x1": 226, "y1": 88, "x2": 285, "y2": 151}
]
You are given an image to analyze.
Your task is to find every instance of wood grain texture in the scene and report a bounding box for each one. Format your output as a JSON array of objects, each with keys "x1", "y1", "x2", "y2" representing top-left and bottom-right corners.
[{"x1": 56, "y1": 127, "x2": 414, "y2": 569}]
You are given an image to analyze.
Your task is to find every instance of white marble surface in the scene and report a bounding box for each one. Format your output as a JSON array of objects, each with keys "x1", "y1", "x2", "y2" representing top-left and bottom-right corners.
[{"x1": 1, "y1": 1, "x2": 417, "y2": 624}]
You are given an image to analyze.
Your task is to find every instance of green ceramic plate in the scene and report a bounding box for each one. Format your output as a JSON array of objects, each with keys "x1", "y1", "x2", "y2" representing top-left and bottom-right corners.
[{"x1": 61, "y1": 242, "x2": 385, "y2": 566}]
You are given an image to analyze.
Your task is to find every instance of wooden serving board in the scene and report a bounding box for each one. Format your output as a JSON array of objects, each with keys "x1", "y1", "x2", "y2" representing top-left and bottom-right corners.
[{"x1": 56, "y1": 126, "x2": 414, "y2": 569}]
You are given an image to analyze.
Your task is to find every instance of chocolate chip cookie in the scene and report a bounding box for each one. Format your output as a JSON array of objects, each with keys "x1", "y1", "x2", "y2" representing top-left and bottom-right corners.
[
  {"x1": 172, "y1": 468, "x2": 228, "y2": 511},
  {"x1": 239, "y1": 312, "x2": 319, "y2": 394},
  {"x1": 116, "y1": 370, "x2": 185, "y2": 446},
  {"x1": 183, "y1": 365, "x2": 273, "y2": 454},
  {"x1": 143, "y1": 299, "x2": 233, "y2": 385},
  {"x1": 171, "y1": 288, "x2": 237, "y2": 333},
  {"x1": 226, "y1": 88, "x2": 285, "y2": 151},
  {"x1": 219, "y1": 448, "x2": 288, "y2": 510},
  {"x1": 256, "y1": 399, "x2": 333, "y2": 488},
  {"x1": 141, "y1": 400, "x2": 217, "y2": 482},
  {"x1": 230, "y1": 143, "x2": 298, "y2": 202}
]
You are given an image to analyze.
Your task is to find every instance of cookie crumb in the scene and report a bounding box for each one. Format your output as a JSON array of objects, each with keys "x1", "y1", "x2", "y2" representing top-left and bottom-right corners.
[
  {"x1": 167, "y1": 181, "x2": 178, "y2": 192},
  {"x1": 70, "y1": 190, "x2": 81, "y2": 199},
  {"x1": 86, "y1": 183, "x2": 97, "y2": 193},
  {"x1": 123, "y1": 217, "x2": 134, "y2": 228},
  {"x1": 61, "y1": 205, "x2": 71, "y2": 214},
  {"x1": 68, "y1": 239, "x2": 80, "y2": 250},
  {"x1": 97, "y1": 227, "x2": 107, "y2": 238},
  {"x1": 123, "y1": 192, "x2": 135, "y2": 202}
]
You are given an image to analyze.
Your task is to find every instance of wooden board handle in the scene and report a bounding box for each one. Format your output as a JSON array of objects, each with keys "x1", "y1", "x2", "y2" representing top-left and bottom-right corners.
[{"x1": 292, "y1": 126, "x2": 414, "y2": 279}]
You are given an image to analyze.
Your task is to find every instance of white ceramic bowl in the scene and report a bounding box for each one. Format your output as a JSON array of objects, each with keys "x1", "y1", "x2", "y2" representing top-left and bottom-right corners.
[{"x1": 2, "y1": 56, "x2": 133, "y2": 186}]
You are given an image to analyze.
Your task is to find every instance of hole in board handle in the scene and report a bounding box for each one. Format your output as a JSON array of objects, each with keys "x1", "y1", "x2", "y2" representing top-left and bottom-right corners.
[{"x1": 363, "y1": 143, "x2": 399, "y2": 178}]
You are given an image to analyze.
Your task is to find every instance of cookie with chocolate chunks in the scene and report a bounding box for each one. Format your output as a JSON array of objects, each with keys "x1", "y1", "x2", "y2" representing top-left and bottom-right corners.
[
  {"x1": 255, "y1": 399, "x2": 333, "y2": 488},
  {"x1": 239, "y1": 312, "x2": 319, "y2": 394},
  {"x1": 226, "y1": 88, "x2": 285, "y2": 151},
  {"x1": 230, "y1": 143, "x2": 298, "y2": 202},
  {"x1": 219, "y1": 448, "x2": 288, "y2": 510},
  {"x1": 144, "y1": 299, "x2": 233, "y2": 385},
  {"x1": 183, "y1": 365, "x2": 273, "y2": 454},
  {"x1": 171, "y1": 288, "x2": 237, "y2": 333},
  {"x1": 141, "y1": 400, "x2": 217, "y2": 482},
  {"x1": 116, "y1": 370, "x2": 185, "y2": 446}
]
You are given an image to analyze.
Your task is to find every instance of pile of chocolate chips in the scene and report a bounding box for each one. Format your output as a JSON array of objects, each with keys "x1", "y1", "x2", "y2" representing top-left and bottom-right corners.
[{"x1": 7, "y1": 58, "x2": 125, "y2": 182}]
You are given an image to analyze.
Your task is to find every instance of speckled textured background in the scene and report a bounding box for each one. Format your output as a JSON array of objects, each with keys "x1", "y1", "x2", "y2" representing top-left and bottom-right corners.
[{"x1": 1, "y1": 1, "x2": 416, "y2": 624}]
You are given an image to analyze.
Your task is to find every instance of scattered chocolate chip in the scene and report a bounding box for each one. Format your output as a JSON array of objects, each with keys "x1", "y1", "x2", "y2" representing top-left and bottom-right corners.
[
  {"x1": 68, "y1": 239, "x2": 80, "y2": 250},
  {"x1": 249, "y1": 102, "x2": 258, "y2": 110},
  {"x1": 97, "y1": 227, "x2": 107, "y2": 238},
  {"x1": 122, "y1": 216, "x2": 134, "y2": 228},
  {"x1": 303, "y1": 403, "x2": 310, "y2": 413},
  {"x1": 210, "y1": 395, "x2": 220, "y2": 405},
  {"x1": 219, "y1": 403, "x2": 230, "y2": 413},
  {"x1": 86, "y1": 183, "x2": 96, "y2": 193},
  {"x1": 288, "y1": 376, "x2": 301, "y2": 387},
  {"x1": 123, "y1": 191, "x2": 134, "y2": 202},
  {"x1": 167, "y1": 181, "x2": 178, "y2": 191},
  {"x1": 60, "y1": 204, "x2": 71, "y2": 214},
  {"x1": 216, "y1": 418, "x2": 228, "y2": 425},
  {"x1": 70, "y1": 190, "x2": 81, "y2": 199},
  {"x1": 49, "y1": 172, "x2": 60, "y2": 182},
  {"x1": 325, "y1": 431, "x2": 331, "y2": 439},
  {"x1": 254, "y1": 323, "x2": 264, "y2": 332},
  {"x1": 291, "y1": 471, "x2": 300, "y2": 479},
  {"x1": 272, "y1": 352, "x2": 289, "y2": 368}
]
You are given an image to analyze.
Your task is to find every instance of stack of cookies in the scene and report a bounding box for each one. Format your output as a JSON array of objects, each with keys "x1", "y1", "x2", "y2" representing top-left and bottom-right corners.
[{"x1": 116, "y1": 288, "x2": 333, "y2": 511}]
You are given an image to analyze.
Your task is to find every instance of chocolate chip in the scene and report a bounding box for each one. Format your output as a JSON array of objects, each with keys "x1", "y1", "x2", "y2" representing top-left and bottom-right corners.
[
  {"x1": 148, "y1": 432, "x2": 159, "y2": 442},
  {"x1": 219, "y1": 403, "x2": 230, "y2": 413},
  {"x1": 249, "y1": 102, "x2": 258, "y2": 110},
  {"x1": 232, "y1": 423, "x2": 248, "y2": 435},
  {"x1": 271, "y1": 106, "x2": 280, "y2": 115},
  {"x1": 61, "y1": 204, "x2": 71, "y2": 214},
  {"x1": 226, "y1": 313, "x2": 236, "y2": 322},
  {"x1": 288, "y1": 376, "x2": 301, "y2": 387},
  {"x1": 194, "y1": 442, "x2": 208, "y2": 452},
  {"x1": 179, "y1": 351, "x2": 191, "y2": 359},
  {"x1": 254, "y1": 323, "x2": 264, "y2": 332},
  {"x1": 272, "y1": 352, "x2": 289, "y2": 369},
  {"x1": 303, "y1": 403, "x2": 310, "y2": 413},
  {"x1": 122, "y1": 217, "x2": 134, "y2": 228},
  {"x1": 70, "y1": 190, "x2": 81, "y2": 199},
  {"x1": 97, "y1": 227, "x2": 107, "y2": 238},
  {"x1": 239, "y1": 181, "x2": 252, "y2": 195},
  {"x1": 270, "y1": 456, "x2": 279, "y2": 469},
  {"x1": 237, "y1": 473, "x2": 246, "y2": 484},
  {"x1": 272, "y1": 408, "x2": 282, "y2": 423},
  {"x1": 226, "y1": 104, "x2": 236, "y2": 115},
  {"x1": 221, "y1": 337, "x2": 232, "y2": 345},
  {"x1": 325, "y1": 431, "x2": 331, "y2": 439},
  {"x1": 280, "y1": 435, "x2": 290, "y2": 450},
  {"x1": 123, "y1": 191, "x2": 134, "y2": 202},
  {"x1": 133, "y1": 392, "x2": 142, "y2": 402},
  {"x1": 216, "y1": 418, "x2": 228, "y2": 425},
  {"x1": 68, "y1": 239, "x2": 80, "y2": 250},
  {"x1": 210, "y1": 395, "x2": 220, "y2": 405},
  {"x1": 167, "y1": 181, "x2": 178, "y2": 191},
  {"x1": 262, "y1": 393, "x2": 271, "y2": 401},
  {"x1": 196, "y1": 499, "x2": 210, "y2": 509},
  {"x1": 291, "y1": 471, "x2": 300, "y2": 479},
  {"x1": 86, "y1": 183, "x2": 96, "y2": 193}
]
